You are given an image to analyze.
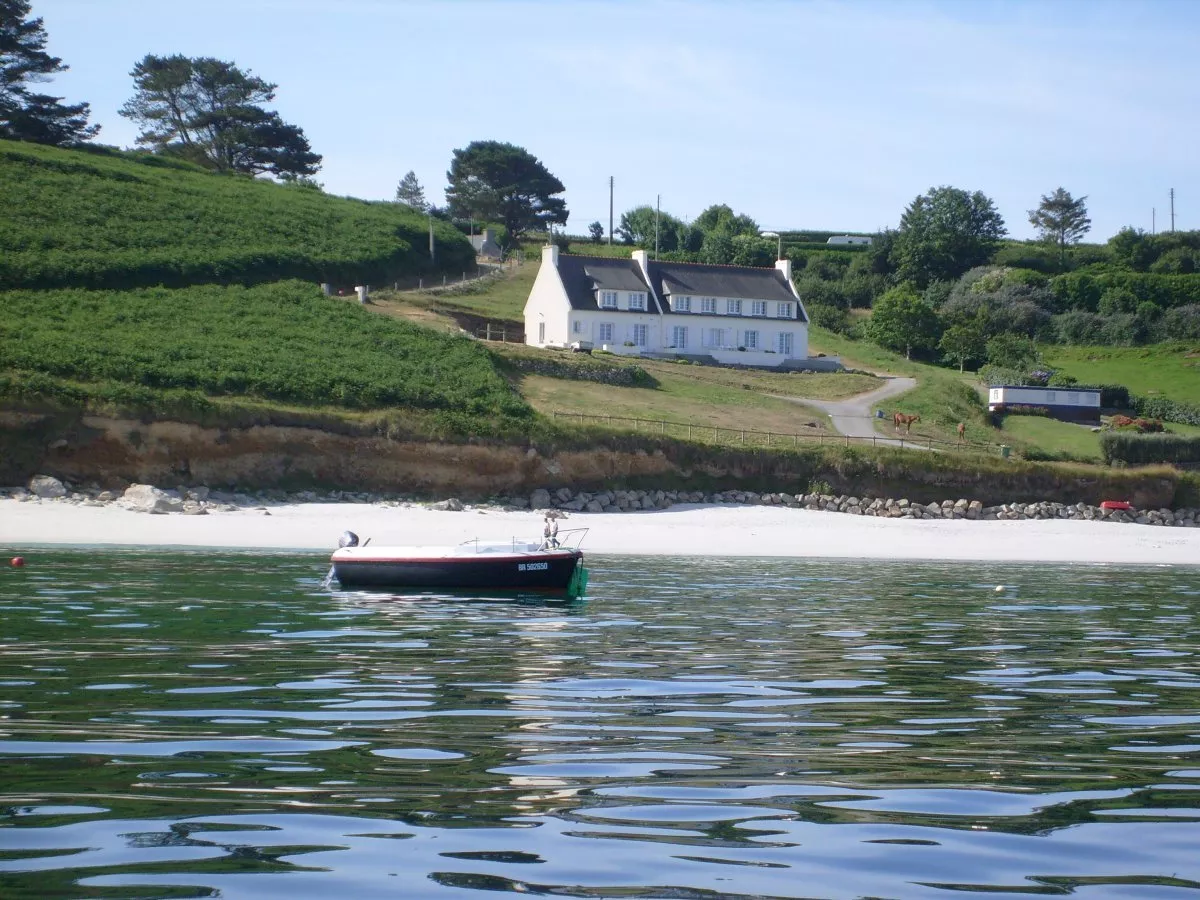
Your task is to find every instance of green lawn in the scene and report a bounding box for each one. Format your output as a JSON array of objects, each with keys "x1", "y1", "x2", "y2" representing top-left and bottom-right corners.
[
  {"x1": 998, "y1": 415, "x2": 1103, "y2": 461},
  {"x1": 1044, "y1": 343, "x2": 1200, "y2": 404},
  {"x1": 519, "y1": 371, "x2": 829, "y2": 437}
]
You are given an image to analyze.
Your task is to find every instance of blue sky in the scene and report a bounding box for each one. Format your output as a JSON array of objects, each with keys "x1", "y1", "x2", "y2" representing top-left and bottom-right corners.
[{"x1": 34, "y1": 0, "x2": 1198, "y2": 241}]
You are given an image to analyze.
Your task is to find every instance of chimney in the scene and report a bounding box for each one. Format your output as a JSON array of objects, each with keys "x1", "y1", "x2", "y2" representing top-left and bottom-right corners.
[
  {"x1": 631, "y1": 249, "x2": 650, "y2": 279},
  {"x1": 775, "y1": 257, "x2": 794, "y2": 285},
  {"x1": 543, "y1": 243, "x2": 560, "y2": 267}
]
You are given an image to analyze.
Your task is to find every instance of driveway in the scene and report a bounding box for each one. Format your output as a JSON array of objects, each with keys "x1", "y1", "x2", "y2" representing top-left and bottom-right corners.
[{"x1": 782, "y1": 376, "x2": 918, "y2": 446}]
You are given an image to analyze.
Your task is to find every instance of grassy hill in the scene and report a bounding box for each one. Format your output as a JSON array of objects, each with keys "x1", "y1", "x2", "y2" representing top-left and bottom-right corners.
[{"x1": 0, "y1": 140, "x2": 474, "y2": 291}]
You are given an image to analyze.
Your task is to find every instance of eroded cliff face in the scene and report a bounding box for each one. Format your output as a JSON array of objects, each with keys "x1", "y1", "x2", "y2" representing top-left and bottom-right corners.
[
  {"x1": 0, "y1": 412, "x2": 676, "y2": 496},
  {"x1": 0, "y1": 410, "x2": 1184, "y2": 508}
]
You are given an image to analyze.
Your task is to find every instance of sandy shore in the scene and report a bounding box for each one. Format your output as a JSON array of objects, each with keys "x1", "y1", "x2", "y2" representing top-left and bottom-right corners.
[{"x1": 2, "y1": 498, "x2": 1199, "y2": 564}]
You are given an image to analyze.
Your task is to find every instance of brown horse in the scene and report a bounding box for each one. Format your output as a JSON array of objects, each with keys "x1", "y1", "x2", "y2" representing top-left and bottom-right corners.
[
  {"x1": 957, "y1": 422, "x2": 966, "y2": 443},
  {"x1": 893, "y1": 412, "x2": 921, "y2": 434}
]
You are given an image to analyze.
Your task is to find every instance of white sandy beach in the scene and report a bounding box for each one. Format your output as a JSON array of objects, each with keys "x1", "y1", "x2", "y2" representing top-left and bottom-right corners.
[{"x1": 2, "y1": 498, "x2": 1199, "y2": 564}]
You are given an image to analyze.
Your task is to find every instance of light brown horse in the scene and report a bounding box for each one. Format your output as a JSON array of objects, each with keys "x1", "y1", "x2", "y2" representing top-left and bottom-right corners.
[
  {"x1": 893, "y1": 412, "x2": 921, "y2": 434},
  {"x1": 956, "y1": 422, "x2": 966, "y2": 443}
]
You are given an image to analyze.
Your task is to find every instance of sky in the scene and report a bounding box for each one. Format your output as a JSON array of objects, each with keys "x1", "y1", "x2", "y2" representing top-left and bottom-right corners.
[{"x1": 31, "y1": 0, "x2": 1200, "y2": 241}]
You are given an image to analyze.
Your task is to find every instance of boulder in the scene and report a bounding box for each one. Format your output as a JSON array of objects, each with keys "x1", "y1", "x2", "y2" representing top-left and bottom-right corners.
[
  {"x1": 28, "y1": 475, "x2": 67, "y2": 499},
  {"x1": 530, "y1": 489, "x2": 552, "y2": 510},
  {"x1": 429, "y1": 498, "x2": 464, "y2": 511},
  {"x1": 121, "y1": 483, "x2": 184, "y2": 514}
]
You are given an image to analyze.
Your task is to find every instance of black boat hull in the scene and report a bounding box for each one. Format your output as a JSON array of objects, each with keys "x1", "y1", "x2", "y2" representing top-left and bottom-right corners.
[{"x1": 333, "y1": 550, "x2": 582, "y2": 592}]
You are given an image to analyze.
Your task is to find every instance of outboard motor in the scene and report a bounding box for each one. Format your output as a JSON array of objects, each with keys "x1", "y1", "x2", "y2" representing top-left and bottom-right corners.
[{"x1": 338, "y1": 530, "x2": 360, "y2": 549}]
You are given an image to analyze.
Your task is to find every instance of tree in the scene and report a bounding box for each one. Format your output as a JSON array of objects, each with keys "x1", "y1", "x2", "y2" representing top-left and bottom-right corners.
[
  {"x1": 892, "y1": 186, "x2": 1006, "y2": 287},
  {"x1": 617, "y1": 205, "x2": 685, "y2": 251},
  {"x1": 0, "y1": 0, "x2": 97, "y2": 145},
  {"x1": 1028, "y1": 187, "x2": 1090, "y2": 271},
  {"x1": 119, "y1": 54, "x2": 321, "y2": 178},
  {"x1": 866, "y1": 286, "x2": 943, "y2": 359},
  {"x1": 444, "y1": 140, "x2": 567, "y2": 249},
  {"x1": 587, "y1": 221, "x2": 604, "y2": 243},
  {"x1": 939, "y1": 314, "x2": 988, "y2": 372},
  {"x1": 395, "y1": 170, "x2": 426, "y2": 210},
  {"x1": 693, "y1": 203, "x2": 759, "y2": 238},
  {"x1": 985, "y1": 332, "x2": 1039, "y2": 370}
]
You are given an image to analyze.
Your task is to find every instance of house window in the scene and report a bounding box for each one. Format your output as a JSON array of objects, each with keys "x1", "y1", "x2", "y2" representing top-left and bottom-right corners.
[
  {"x1": 598, "y1": 322, "x2": 614, "y2": 344},
  {"x1": 777, "y1": 332, "x2": 793, "y2": 355},
  {"x1": 600, "y1": 291, "x2": 618, "y2": 309},
  {"x1": 675, "y1": 295, "x2": 691, "y2": 312},
  {"x1": 727, "y1": 299, "x2": 742, "y2": 315},
  {"x1": 752, "y1": 301, "x2": 767, "y2": 317},
  {"x1": 701, "y1": 297, "x2": 717, "y2": 314},
  {"x1": 777, "y1": 302, "x2": 793, "y2": 318},
  {"x1": 706, "y1": 328, "x2": 724, "y2": 348},
  {"x1": 632, "y1": 324, "x2": 648, "y2": 347},
  {"x1": 538, "y1": 322, "x2": 546, "y2": 343},
  {"x1": 629, "y1": 292, "x2": 647, "y2": 311},
  {"x1": 573, "y1": 320, "x2": 583, "y2": 334},
  {"x1": 744, "y1": 330, "x2": 759, "y2": 350},
  {"x1": 1046, "y1": 391, "x2": 1056, "y2": 403},
  {"x1": 671, "y1": 325, "x2": 688, "y2": 349}
]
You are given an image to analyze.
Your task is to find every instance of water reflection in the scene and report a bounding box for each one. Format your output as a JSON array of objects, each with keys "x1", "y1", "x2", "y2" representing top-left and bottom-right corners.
[{"x1": 0, "y1": 552, "x2": 1197, "y2": 897}]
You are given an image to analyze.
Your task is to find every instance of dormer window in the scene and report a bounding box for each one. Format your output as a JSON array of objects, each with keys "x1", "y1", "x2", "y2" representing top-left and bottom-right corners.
[
  {"x1": 700, "y1": 297, "x2": 717, "y2": 314},
  {"x1": 629, "y1": 292, "x2": 647, "y2": 311},
  {"x1": 600, "y1": 291, "x2": 618, "y2": 309},
  {"x1": 777, "y1": 302, "x2": 793, "y2": 318},
  {"x1": 752, "y1": 301, "x2": 767, "y2": 317},
  {"x1": 674, "y1": 295, "x2": 692, "y2": 312},
  {"x1": 727, "y1": 299, "x2": 742, "y2": 315}
]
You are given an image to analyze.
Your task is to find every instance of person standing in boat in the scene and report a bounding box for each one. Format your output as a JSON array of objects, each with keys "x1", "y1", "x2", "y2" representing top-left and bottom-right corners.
[{"x1": 543, "y1": 515, "x2": 560, "y2": 548}]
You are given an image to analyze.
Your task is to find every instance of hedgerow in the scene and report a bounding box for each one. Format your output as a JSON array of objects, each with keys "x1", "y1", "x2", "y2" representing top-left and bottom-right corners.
[{"x1": 1101, "y1": 433, "x2": 1200, "y2": 466}]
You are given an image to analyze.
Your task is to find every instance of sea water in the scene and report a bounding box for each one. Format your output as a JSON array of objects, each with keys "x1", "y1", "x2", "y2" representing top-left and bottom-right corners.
[{"x1": 0, "y1": 552, "x2": 1198, "y2": 898}]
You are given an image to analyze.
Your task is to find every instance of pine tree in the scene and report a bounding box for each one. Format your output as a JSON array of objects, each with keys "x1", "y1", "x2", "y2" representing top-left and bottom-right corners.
[
  {"x1": 0, "y1": 0, "x2": 97, "y2": 145},
  {"x1": 395, "y1": 170, "x2": 427, "y2": 210},
  {"x1": 1028, "y1": 188, "x2": 1091, "y2": 271}
]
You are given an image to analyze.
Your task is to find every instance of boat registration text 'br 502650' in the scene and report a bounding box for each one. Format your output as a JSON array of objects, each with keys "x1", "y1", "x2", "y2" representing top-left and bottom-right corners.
[{"x1": 518, "y1": 562, "x2": 549, "y2": 571}]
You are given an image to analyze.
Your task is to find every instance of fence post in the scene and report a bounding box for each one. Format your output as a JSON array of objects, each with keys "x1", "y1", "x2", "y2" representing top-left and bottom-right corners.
[
  {"x1": 443, "y1": 275, "x2": 447, "y2": 286},
  {"x1": 740, "y1": 431, "x2": 745, "y2": 444},
  {"x1": 689, "y1": 425, "x2": 693, "y2": 439},
  {"x1": 660, "y1": 420, "x2": 665, "y2": 435},
  {"x1": 418, "y1": 278, "x2": 423, "y2": 290},
  {"x1": 766, "y1": 432, "x2": 771, "y2": 446},
  {"x1": 580, "y1": 412, "x2": 584, "y2": 427}
]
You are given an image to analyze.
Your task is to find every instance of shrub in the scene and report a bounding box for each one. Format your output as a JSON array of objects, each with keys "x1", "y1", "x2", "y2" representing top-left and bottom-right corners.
[
  {"x1": 1131, "y1": 395, "x2": 1200, "y2": 427},
  {"x1": 1101, "y1": 432, "x2": 1200, "y2": 466}
]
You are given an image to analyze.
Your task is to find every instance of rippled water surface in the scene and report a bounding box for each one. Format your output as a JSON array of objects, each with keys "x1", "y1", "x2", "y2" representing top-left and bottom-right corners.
[{"x1": 1, "y1": 552, "x2": 1199, "y2": 898}]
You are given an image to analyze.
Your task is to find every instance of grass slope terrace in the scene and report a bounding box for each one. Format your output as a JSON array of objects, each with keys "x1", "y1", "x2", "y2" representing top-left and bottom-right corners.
[
  {"x1": 0, "y1": 140, "x2": 474, "y2": 291},
  {"x1": 0, "y1": 281, "x2": 529, "y2": 427}
]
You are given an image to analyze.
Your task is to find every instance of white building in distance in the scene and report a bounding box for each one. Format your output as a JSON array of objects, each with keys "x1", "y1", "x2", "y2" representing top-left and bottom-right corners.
[{"x1": 523, "y1": 246, "x2": 815, "y2": 369}]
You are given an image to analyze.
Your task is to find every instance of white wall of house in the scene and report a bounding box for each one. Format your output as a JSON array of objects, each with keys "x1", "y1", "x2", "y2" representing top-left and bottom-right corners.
[
  {"x1": 523, "y1": 246, "x2": 572, "y2": 347},
  {"x1": 572, "y1": 309, "x2": 661, "y2": 354}
]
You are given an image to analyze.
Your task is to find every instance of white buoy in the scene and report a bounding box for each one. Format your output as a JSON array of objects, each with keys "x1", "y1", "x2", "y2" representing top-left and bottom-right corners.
[{"x1": 994, "y1": 585, "x2": 1005, "y2": 592}]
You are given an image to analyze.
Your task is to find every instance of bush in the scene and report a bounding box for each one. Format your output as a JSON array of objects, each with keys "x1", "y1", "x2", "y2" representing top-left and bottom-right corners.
[
  {"x1": 1101, "y1": 432, "x2": 1200, "y2": 466},
  {"x1": 1053, "y1": 271, "x2": 1200, "y2": 313},
  {"x1": 1131, "y1": 395, "x2": 1200, "y2": 427},
  {"x1": 998, "y1": 404, "x2": 1050, "y2": 417}
]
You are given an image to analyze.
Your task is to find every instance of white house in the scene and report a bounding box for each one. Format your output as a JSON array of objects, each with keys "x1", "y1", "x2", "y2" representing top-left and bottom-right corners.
[
  {"x1": 988, "y1": 385, "x2": 1101, "y2": 424},
  {"x1": 523, "y1": 246, "x2": 812, "y2": 368}
]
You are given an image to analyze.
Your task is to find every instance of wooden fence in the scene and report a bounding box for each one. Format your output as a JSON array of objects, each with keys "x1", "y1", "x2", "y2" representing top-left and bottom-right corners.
[{"x1": 551, "y1": 411, "x2": 996, "y2": 455}]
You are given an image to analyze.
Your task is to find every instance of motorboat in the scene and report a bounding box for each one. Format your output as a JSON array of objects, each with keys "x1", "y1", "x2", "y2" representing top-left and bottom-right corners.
[{"x1": 329, "y1": 529, "x2": 589, "y2": 597}]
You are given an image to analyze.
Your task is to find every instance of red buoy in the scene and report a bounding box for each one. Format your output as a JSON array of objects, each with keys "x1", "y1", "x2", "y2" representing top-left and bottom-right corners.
[{"x1": 10, "y1": 557, "x2": 24, "y2": 568}]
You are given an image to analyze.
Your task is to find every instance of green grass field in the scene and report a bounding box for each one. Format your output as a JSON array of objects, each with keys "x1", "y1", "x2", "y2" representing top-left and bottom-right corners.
[
  {"x1": 0, "y1": 140, "x2": 473, "y2": 291},
  {"x1": 0, "y1": 281, "x2": 527, "y2": 421},
  {"x1": 1043, "y1": 343, "x2": 1200, "y2": 404}
]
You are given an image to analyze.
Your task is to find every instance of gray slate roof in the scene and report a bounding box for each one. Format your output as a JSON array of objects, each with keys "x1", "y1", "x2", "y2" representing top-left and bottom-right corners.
[
  {"x1": 553, "y1": 254, "x2": 805, "y2": 321},
  {"x1": 555, "y1": 255, "x2": 661, "y2": 313},
  {"x1": 649, "y1": 261, "x2": 801, "y2": 314}
]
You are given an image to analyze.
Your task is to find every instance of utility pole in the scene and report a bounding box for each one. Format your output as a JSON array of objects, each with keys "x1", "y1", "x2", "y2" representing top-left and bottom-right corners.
[
  {"x1": 1170, "y1": 188, "x2": 1176, "y2": 232},
  {"x1": 654, "y1": 194, "x2": 660, "y2": 260},
  {"x1": 428, "y1": 213, "x2": 435, "y2": 262},
  {"x1": 1152, "y1": 208, "x2": 1156, "y2": 235},
  {"x1": 608, "y1": 176, "x2": 614, "y2": 245}
]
